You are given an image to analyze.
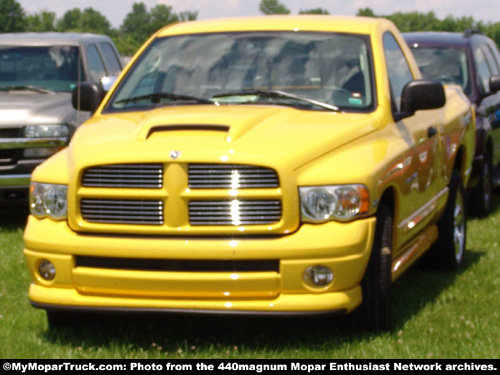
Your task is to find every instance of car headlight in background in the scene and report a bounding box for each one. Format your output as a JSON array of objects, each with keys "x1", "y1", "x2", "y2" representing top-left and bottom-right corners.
[
  {"x1": 23, "y1": 148, "x2": 63, "y2": 158},
  {"x1": 30, "y1": 183, "x2": 68, "y2": 220},
  {"x1": 25, "y1": 124, "x2": 69, "y2": 138},
  {"x1": 23, "y1": 125, "x2": 69, "y2": 158},
  {"x1": 300, "y1": 184, "x2": 369, "y2": 222}
]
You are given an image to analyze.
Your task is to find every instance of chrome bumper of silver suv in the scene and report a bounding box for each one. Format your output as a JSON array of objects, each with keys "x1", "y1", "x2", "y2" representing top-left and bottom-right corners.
[
  {"x1": 0, "y1": 174, "x2": 31, "y2": 187},
  {"x1": 0, "y1": 137, "x2": 67, "y2": 149}
]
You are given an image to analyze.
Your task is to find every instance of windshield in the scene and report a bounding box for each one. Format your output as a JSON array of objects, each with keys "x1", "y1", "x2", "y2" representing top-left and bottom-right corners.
[
  {"x1": 106, "y1": 31, "x2": 374, "y2": 112},
  {"x1": 410, "y1": 46, "x2": 471, "y2": 96},
  {"x1": 0, "y1": 45, "x2": 83, "y2": 93}
]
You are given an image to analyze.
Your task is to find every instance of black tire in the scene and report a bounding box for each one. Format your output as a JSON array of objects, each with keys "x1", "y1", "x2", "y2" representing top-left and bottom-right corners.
[
  {"x1": 470, "y1": 152, "x2": 492, "y2": 217},
  {"x1": 359, "y1": 204, "x2": 393, "y2": 332},
  {"x1": 434, "y1": 169, "x2": 467, "y2": 270}
]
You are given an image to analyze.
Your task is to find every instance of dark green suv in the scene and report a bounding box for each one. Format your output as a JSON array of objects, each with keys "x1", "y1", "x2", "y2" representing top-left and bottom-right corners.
[{"x1": 404, "y1": 30, "x2": 500, "y2": 217}]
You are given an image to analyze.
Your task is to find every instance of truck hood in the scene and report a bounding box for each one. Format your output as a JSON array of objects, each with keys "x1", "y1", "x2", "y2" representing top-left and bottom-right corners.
[
  {"x1": 0, "y1": 92, "x2": 73, "y2": 126},
  {"x1": 70, "y1": 105, "x2": 379, "y2": 171}
]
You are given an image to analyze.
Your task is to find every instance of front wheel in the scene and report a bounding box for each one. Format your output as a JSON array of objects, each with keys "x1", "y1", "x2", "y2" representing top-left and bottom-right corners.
[
  {"x1": 358, "y1": 204, "x2": 393, "y2": 332},
  {"x1": 470, "y1": 152, "x2": 492, "y2": 217}
]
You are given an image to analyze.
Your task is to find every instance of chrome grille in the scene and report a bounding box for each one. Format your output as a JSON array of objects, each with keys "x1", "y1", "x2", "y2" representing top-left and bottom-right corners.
[
  {"x1": 81, "y1": 199, "x2": 163, "y2": 225},
  {"x1": 188, "y1": 164, "x2": 279, "y2": 188},
  {"x1": 0, "y1": 128, "x2": 22, "y2": 138},
  {"x1": 0, "y1": 128, "x2": 21, "y2": 165},
  {"x1": 189, "y1": 200, "x2": 281, "y2": 225},
  {"x1": 0, "y1": 150, "x2": 17, "y2": 164},
  {"x1": 82, "y1": 164, "x2": 163, "y2": 188}
]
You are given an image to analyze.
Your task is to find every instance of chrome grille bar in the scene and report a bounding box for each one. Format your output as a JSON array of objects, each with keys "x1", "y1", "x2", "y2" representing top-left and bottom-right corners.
[
  {"x1": 81, "y1": 199, "x2": 163, "y2": 225},
  {"x1": 82, "y1": 164, "x2": 163, "y2": 188},
  {"x1": 189, "y1": 200, "x2": 281, "y2": 225},
  {"x1": 188, "y1": 164, "x2": 279, "y2": 188}
]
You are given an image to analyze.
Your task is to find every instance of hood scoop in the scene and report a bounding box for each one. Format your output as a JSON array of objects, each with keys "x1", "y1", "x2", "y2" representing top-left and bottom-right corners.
[{"x1": 146, "y1": 124, "x2": 230, "y2": 139}]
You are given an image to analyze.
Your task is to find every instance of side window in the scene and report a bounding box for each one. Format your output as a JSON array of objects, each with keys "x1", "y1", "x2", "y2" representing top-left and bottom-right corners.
[
  {"x1": 87, "y1": 44, "x2": 107, "y2": 82},
  {"x1": 481, "y1": 43, "x2": 500, "y2": 75},
  {"x1": 486, "y1": 40, "x2": 500, "y2": 71},
  {"x1": 100, "y1": 42, "x2": 122, "y2": 75},
  {"x1": 473, "y1": 46, "x2": 492, "y2": 93},
  {"x1": 383, "y1": 33, "x2": 414, "y2": 112}
]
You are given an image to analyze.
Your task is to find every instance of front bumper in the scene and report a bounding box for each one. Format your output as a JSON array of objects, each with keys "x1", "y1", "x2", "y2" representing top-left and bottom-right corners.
[
  {"x1": 0, "y1": 174, "x2": 31, "y2": 204},
  {"x1": 24, "y1": 216, "x2": 376, "y2": 315}
]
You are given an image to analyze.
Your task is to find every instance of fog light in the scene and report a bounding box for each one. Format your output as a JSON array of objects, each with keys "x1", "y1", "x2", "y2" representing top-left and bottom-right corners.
[
  {"x1": 38, "y1": 260, "x2": 56, "y2": 281},
  {"x1": 304, "y1": 265, "x2": 333, "y2": 287}
]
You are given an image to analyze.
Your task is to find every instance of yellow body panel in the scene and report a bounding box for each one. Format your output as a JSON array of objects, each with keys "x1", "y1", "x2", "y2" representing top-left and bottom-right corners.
[{"x1": 24, "y1": 15, "x2": 475, "y2": 316}]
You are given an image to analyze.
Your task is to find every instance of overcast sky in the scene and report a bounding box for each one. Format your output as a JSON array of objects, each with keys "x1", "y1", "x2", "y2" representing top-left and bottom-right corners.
[{"x1": 16, "y1": 0, "x2": 499, "y2": 28}]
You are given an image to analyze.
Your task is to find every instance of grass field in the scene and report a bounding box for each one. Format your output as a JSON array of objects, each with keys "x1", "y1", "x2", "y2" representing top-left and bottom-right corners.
[{"x1": 1, "y1": 196, "x2": 499, "y2": 359}]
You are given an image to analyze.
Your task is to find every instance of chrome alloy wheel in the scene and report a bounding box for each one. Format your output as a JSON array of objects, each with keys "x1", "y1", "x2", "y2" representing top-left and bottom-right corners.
[{"x1": 454, "y1": 186, "x2": 465, "y2": 263}]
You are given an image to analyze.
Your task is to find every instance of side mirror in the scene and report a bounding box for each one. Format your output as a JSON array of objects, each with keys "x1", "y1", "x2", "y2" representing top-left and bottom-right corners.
[
  {"x1": 72, "y1": 82, "x2": 105, "y2": 112},
  {"x1": 489, "y1": 75, "x2": 500, "y2": 93},
  {"x1": 395, "y1": 80, "x2": 446, "y2": 121}
]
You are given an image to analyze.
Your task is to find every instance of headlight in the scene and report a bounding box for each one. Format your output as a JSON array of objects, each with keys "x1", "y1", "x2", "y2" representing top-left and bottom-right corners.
[
  {"x1": 300, "y1": 185, "x2": 369, "y2": 222},
  {"x1": 30, "y1": 183, "x2": 68, "y2": 220},
  {"x1": 25, "y1": 124, "x2": 69, "y2": 138}
]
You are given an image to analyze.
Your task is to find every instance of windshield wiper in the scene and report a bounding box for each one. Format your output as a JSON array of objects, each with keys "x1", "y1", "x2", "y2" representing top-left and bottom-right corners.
[
  {"x1": 114, "y1": 92, "x2": 215, "y2": 105},
  {"x1": 0, "y1": 85, "x2": 54, "y2": 94},
  {"x1": 212, "y1": 89, "x2": 340, "y2": 112}
]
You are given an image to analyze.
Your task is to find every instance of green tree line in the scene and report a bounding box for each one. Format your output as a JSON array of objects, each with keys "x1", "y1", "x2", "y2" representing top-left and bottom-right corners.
[
  {"x1": 357, "y1": 7, "x2": 500, "y2": 47},
  {"x1": 260, "y1": 0, "x2": 500, "y2": 48},
  {"x1": 1, "y1": 0, "x2": 499, "y2": 56},
  {"x1": 0, "y1": 0, "x2": 198, "y2": 55}
]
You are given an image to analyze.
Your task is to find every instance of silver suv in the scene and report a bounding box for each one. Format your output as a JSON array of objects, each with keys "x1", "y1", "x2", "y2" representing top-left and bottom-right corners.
[{"x1": 0, "y1": 32, "x2": 122, "y2": 206}]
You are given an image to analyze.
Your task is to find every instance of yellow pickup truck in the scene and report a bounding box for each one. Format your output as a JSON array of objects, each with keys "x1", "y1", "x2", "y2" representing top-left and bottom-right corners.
[{"x1": 23, "y1": 15, "x2": 475, "y2": 331}]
